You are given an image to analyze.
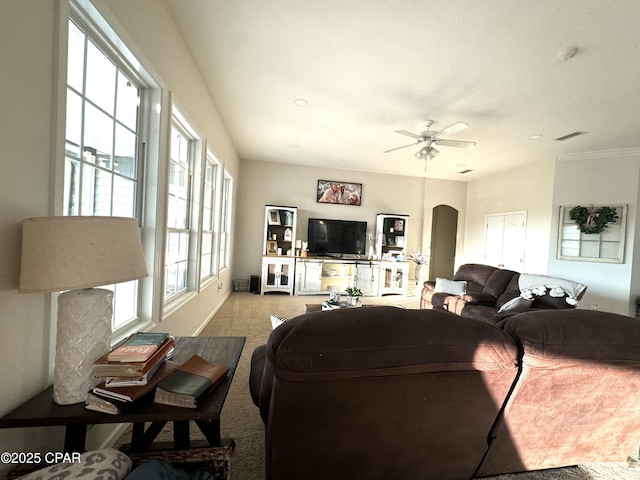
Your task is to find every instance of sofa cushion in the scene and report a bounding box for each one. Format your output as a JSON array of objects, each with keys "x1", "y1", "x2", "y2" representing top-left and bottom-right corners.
[
  {"x1": 495, "y1": 275, "x2": 521, "y2": 309},
  {"x1": 482, "y1": 268, "x2": 518, "y2": 299},
  {"x1": 453, "y1": 264, "x2": 497, "y2": 293},
  {"x1": 503, "y1": 309, "x2": 640, "y2": 366},
  {"x1": 267, "y1": 306, "x2": 518, "y2": 377}
]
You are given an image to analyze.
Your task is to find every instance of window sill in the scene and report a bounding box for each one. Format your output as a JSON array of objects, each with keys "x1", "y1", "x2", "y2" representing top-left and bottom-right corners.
[{"x1": 162, "y1": 290, "x2": 197, "y2": 321}]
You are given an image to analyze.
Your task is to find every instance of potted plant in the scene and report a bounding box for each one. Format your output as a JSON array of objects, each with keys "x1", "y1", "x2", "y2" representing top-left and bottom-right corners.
[{"x1": 345, "y1": 286, "x2": 362, "y2": 306}]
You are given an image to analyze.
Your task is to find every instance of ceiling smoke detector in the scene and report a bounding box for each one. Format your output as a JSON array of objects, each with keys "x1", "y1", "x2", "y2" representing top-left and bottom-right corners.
[{"x1": 559, "y1": 47, "x2": 578, "y2": 61}]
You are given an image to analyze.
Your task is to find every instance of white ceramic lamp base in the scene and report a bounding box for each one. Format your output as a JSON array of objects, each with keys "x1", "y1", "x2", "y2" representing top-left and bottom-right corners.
[{"x1": 53, "y1": 288, "x2": 113, "y2": 405}]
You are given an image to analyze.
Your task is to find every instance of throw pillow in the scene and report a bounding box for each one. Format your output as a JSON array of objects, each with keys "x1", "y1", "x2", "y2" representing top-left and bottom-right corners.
[
  {"x1": 17, "y1": 448, "x2": 131, "y2": 480},
  {"x1": 434, "y1": 278, "x2": 467, "y2": 295},
  {"x1": 270, "y1": 314, "x2": 289, "y2": 330},
  {"x1": 498, "y1": 296, "x2": 534, "y2": 313}
]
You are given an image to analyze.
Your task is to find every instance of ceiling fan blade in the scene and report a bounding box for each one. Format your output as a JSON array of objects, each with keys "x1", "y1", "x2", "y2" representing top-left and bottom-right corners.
[
  {"x1": 383, "y1": 142, "x2": 418, "y2": 153},
  {"x1": 394, "y1": 130, "x2": 424, "y2": 140},
  {"x1": 436, "y1": 122, "x2": 469, "y2": 137},
  {"x1": 435, "y1": 139, "x2": 476, "y2": 148}
]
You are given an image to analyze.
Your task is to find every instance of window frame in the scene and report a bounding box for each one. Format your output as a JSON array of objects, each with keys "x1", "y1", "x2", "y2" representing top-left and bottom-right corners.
[
  {"x1": 163, "y1": 106, "x2": 203, "y2": 310},
  {"x1": 60, "y1": 7, "x2": 157, "y2": 337},
  {"x1": 219, "y1": 170, "x2": 233, "y2": 272},
  {"x1": 200, "y1": 148, "x2": 222, "y2": 284}
]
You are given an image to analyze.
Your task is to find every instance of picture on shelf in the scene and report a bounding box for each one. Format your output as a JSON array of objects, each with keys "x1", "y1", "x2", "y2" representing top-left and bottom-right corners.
[
  {"x1": 266, "y1": 240, "x2": 278, "y2": 255},
  {"x1": 317, "y1": 179, "x2": 362, "y2": 206},
  {"x1": 268, "y1": 210, "x2": 281, "y2": 225},
  {"x1": 394, "y1": 220, "x2": 404, "y2": 232}
]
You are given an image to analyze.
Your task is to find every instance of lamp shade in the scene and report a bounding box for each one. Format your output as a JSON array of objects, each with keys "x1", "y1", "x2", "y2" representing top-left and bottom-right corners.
[{"x1": 19, "y1": 216, "x2": 148, "y2": 293}]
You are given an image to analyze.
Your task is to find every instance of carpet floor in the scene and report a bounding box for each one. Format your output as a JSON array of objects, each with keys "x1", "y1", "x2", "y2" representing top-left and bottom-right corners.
[{"x1": 118, "y1": 292, "x2": 640, "y2": 479}]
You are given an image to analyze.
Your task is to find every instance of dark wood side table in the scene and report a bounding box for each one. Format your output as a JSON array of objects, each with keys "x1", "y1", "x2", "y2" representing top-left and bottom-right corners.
[{"x1": 0, "y1": 336, "x2": 246, "y2": 453}]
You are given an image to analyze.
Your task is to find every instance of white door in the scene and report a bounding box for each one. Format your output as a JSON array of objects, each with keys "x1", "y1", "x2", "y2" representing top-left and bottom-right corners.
[{"x1": 484, "y1": 212, "x2": 526, "y2": 271}]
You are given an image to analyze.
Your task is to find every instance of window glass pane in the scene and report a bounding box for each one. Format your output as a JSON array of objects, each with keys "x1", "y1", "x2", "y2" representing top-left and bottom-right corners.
[
  {"x1": 111, "y1": 281, "x2": 138, "y2": 329},
  {"x1": 116, "y1": 71, "x2": 139, "y2": 130},
  {"x1": 83, "y1": 166, "x2": 112, "y2": 215},
  {"x1": 67, "y1": 21, "x2": 85, "y2": 93},
  {"x1": 66, "y1": 90, "x2": 83, "y2": 160},
  {"x1": 84, "y1": 103, "x2": 113, "y2": 168},
  {"x1": 85, "y1": 40, "x2": 116, "y2": 114},
  {"x1": 168, "y1": 195, "x2": 187, "y2": 229},
  {"x1": 63, "y1": 158, "x2": 81, "y2": 216},
  {"x1": 113, "y1": 175, "x2": 135, "y2": 217},
  {"x1": 114, "y1": 124, "x2": 137, "y2": 179}
]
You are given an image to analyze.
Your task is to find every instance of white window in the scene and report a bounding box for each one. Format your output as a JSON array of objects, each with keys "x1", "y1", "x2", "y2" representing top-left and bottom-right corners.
[
  {"x1": 64, "y1": 17, "x2": 145, "y2": 331},
  {"x1": 219, "y1": 171, "x2": 233, "y2": 270},
  {"x1": 201, "y1": 151, "x2": 221, "y2": 280},
  {"x1": 165, "y1": 112, "x2": 200, "y2": 300}
]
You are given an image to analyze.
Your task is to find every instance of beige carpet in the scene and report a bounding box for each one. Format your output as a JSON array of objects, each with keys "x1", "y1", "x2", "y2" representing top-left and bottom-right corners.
[{"x1": 119, "y1": 292, "x2": 640, "y2": 479}]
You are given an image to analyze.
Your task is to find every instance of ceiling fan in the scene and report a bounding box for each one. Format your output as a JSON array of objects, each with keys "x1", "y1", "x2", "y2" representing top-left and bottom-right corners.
[{"x1": 383, "y1": 120, "x2": 476, "y2": 160}]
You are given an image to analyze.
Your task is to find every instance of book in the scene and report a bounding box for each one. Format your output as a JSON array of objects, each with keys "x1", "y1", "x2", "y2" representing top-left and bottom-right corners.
[
  {"x1": 108, "y1": 332, "x2": 170, "y2": 362},
  {"x1": 105, "y1": 357, "x2": 166, "y2": 387},
  {"x1": 94, "y1": 337, "x2": 175, "y2": 378},
  {"x1": 84, "y1": 393, "x2": 139, "y2": 415},
  {"x1": 154, "y1": 355, "x2": 229, "y2": 409},
  {"x1": 92, "y1": 360, "x2": 178, "y2": 403}
]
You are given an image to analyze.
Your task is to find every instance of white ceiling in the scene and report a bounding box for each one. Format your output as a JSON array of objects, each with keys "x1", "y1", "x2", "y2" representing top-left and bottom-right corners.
[{"x1": 165, "y1": 0, "x2": 640, "y2": 181}]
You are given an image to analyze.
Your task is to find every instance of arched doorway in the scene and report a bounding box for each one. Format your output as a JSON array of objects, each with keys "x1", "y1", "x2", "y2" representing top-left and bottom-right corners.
[{"x1": 428, "y1": 205, "x2": 458, "y2": 281}]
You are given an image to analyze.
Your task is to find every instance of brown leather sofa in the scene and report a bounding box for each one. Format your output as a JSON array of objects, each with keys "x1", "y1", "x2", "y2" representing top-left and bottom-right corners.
[
  {"x1": 250, "y1": 306, "x2": 640, "y2": 479},
  {"x1": 420, "y1": 263, "x2": 586, "y2": 324}
]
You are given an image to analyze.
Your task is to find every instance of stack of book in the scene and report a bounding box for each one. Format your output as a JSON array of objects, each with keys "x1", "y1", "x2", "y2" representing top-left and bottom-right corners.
[{"x1": 86, "y1": 332, "x2": 175, "y2": 414}]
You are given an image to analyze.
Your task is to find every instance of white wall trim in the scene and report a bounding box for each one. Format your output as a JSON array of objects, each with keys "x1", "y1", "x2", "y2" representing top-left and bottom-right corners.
[{"x1": 557, "y1": 147, "x2": 640, "y2": 162}]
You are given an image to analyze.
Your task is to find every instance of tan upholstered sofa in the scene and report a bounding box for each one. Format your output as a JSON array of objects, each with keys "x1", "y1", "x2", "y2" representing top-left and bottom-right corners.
[{"x1": 250, "y1": 306, "x2": 640, "y2": 479}]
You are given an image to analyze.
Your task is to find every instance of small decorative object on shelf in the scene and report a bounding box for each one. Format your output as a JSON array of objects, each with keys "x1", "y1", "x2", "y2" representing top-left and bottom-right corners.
[
  {"x1": 345, "y1": 286, "x2": 362, "y2": 306},
  {"x1": 284, "y1": 210, "x2": 293, "y2": 226},
  {"x1": 376, "y1": 214, "x2": 409, "y2": 260},
  {"x1": 569, "y1": 205, "x2": 619, "y2": 234}
]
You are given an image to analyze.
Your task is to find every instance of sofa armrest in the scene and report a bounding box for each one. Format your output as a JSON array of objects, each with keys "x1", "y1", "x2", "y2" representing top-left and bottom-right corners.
[
  {"x1": 460, "y1": 292, "x2": 497, "y2": 306},
  {"x1": 421, "y1": 281, "x2": 437, "y2": 309}
]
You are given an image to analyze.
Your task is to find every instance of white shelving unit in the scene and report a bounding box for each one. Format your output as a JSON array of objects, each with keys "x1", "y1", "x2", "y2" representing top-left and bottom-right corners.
[{"x1": 261, "y1": 205, "x2": 297, "y2": 295}]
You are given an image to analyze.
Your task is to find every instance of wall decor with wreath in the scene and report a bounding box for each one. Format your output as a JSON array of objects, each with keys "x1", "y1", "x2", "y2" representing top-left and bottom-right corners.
[{"x1": 557, "y1": 204, "x2": 626, "y2": 263}]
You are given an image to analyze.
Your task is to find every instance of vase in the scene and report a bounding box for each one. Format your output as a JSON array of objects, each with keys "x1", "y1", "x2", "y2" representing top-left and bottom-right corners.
[
  {"x1": 347, "y1": 296, "x2": 360, "y2": 306},
  {"x1": 414, "y1": 264, "x2": 427, "y2": 282},
  {"x1": 368, "y1": 245, "x2": 375, "y2": 259}
]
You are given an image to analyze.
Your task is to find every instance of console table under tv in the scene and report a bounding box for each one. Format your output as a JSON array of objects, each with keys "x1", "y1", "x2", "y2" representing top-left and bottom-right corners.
[{"x1": 295, "y1": 258, "x2": 408, "y2": 296}]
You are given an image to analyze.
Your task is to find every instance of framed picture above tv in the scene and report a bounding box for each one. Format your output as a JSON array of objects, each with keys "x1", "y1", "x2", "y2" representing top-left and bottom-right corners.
[{"x1": 317, "y1": 179, "x2": 362, "y2": 206}]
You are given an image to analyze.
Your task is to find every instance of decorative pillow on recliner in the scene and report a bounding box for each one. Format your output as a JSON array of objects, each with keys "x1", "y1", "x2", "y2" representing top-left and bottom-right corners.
[
  {"x1": 498, "y1": 296, "x2": 534, "y2": 313},
  {"x1": 434, "y1": 278, "x2": 467, "y2": 295},
  {"x1": 270, "y1": 314, "x2": 289, "y2": 330}
]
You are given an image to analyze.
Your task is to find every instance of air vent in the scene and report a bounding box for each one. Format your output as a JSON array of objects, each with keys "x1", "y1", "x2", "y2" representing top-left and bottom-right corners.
[
  {"x1": 458, "y1": 169, "x2": 473, "y2": 174},
  {"x1": 555, "y1": 131, "x2": 587, "y2": 141}
]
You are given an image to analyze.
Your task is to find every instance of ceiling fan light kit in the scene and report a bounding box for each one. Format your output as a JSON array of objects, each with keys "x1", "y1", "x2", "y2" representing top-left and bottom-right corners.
[{"x1": 384, "y1": 120, "x2": 476, "y2": 165}]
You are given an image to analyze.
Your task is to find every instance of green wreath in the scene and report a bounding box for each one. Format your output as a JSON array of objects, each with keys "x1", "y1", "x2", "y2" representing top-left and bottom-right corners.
[{"x1": 569, "y1": 206, "x2": 618, "y2": 234}]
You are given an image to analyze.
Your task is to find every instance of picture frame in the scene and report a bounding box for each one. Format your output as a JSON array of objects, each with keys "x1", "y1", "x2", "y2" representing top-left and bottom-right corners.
[
  {"x1": 268, "y1": 209, "x2": 281, "y2": 225},
  {"x1": 317, "y1": 179, "x2": 362, "y2": 206},
  {"x1": 266, "y1": 240, "x2": 278, "y2": 255}
]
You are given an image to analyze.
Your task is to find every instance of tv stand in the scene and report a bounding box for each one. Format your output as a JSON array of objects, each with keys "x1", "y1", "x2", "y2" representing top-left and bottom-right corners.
[{"x1": 295, "y1": 257, "x2": 408, "y2": 296}]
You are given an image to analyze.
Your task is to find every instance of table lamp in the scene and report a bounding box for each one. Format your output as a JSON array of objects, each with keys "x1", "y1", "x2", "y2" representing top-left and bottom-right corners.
[{"x1": 19, "y1": 216, "x2": 148, "y2": 405}]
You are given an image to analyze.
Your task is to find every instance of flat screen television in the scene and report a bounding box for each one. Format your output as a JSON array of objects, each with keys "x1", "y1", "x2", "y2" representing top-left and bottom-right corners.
[{"x1": 307, "y1": 218, "x2": 367, "y2": 257}]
